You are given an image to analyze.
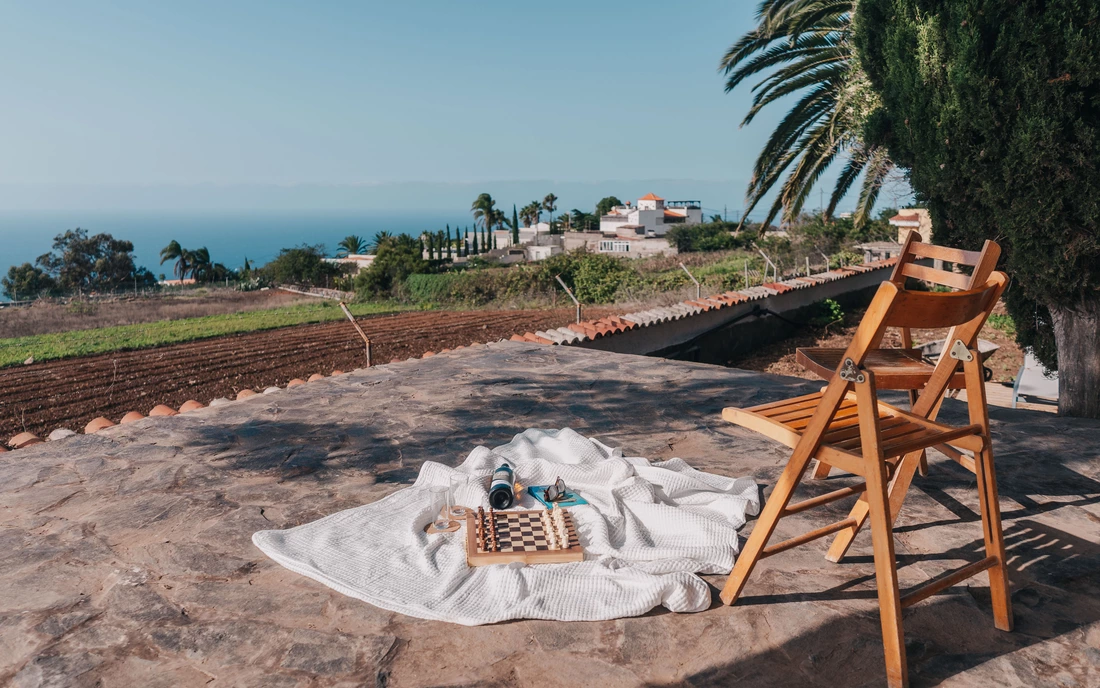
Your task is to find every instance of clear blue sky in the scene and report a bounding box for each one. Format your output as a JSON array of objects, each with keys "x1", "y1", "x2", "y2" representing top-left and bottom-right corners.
[{"x1": 0, "y1": 0, "x2": 891, "y2": 213}]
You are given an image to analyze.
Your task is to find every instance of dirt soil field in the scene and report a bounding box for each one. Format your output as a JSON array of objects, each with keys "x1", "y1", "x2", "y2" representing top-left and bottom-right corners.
[
  {"x1": 0, "y1": 288, "x2": 317, "y2": 339},
  {"x1": 0, "y1": 307, "x2": 616, "y2": 440},
  {"x1": 731, "y1": 300, "x2": 1023, "y2": 383}
]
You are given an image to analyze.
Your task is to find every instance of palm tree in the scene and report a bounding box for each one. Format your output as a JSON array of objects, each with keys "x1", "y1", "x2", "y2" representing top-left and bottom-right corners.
[
  {"x1": 189, "y1": 247, "x2": 212, "y2": 282},
  {"x1": 542, "y1": 193, "x2": 558, "y2": 230},
  {"x1": 336, "y1": 235, "x2": 368, "y2": 258},
  {"x1": 471, "y1": 193, "x2": 497, "y2": 233},
  {"x1": 159, "y1": 240, "x2": 190, "y2": 280},
  {"x1": 370, "y1": 231, "x2": 393, "y2": 253},
  {"x1": 720, "y1": 0, "x2": 893, "y2": 231},
  {"x1": 520, "y1": 201, "x2": 540, "y2": 228}
]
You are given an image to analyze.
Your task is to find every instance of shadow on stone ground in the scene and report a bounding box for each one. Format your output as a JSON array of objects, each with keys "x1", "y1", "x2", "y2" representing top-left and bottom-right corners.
[{"x1": 3, "y1": 342, "x2": 1099, "y2": 686}]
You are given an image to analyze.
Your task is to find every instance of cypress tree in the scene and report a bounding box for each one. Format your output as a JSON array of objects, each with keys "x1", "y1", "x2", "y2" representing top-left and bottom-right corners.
[
  {"x1": 858, "y1": 0, "x2": 1100, "y2": 416},
  {"x1": 512, "y1": 204, "x2": 520, "y2": 245},
  {"x1": 446, "y1": 225, "x2": 453, "y2": 260},
  {"x1": 472, "y1": 227, "x2": 479, "y2": 255}
]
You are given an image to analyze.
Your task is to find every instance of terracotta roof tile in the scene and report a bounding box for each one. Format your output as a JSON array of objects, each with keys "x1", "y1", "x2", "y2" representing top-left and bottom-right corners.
[
  {"x1": 85, "y1": 417, "x2": 116, "y2": 434},
  {"x1": 149, "y1": 404, "x2": 179, "y2": 417},
  {"x1": 286, "y1": 379, "x2": 306, "y2": 388},
  {"x1": 179, "y1": 400, "x2": 205, "y2": 412},
  {"x1": 237, "y1": 389, "x2": 258, "y2": 400},
  {"x1": 308, "y1": 373, "x2": 325, "y2": 382},
  {"x1": 9, "y1": 432, "x2": 43, "y2": 449},
  {"x1": 331, "y1": 370, "x2": 344, "y2": 376},
  {"x1": 120, "y1": 412, "x2": 145, "y2": 424}
]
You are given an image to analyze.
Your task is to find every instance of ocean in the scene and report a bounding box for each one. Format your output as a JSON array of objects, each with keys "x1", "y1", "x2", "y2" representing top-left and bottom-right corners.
[{"x1": 0, "y1": 210, "x2": 471, "y2": 299}]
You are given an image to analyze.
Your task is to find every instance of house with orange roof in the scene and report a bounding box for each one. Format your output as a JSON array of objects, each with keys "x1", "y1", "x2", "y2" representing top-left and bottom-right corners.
[{"x1": 599, "y1": 193, "x2": 703, "y2": 238}]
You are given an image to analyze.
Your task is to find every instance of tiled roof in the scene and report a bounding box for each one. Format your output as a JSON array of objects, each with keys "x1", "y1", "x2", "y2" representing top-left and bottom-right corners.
[
  {"x1": 639, "y1": 193, "x2": 664, "y2": 201},
  {"x1": 889, "y1": 213, "x2": 920, "y2": 223},
  {"x1": 5, "y1": 256, "x2": 900, "y2": 453}
]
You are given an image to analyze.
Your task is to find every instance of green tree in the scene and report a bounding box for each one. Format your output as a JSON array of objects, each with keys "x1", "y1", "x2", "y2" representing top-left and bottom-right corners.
[
  {"x1": 857, "y1": 0, "x2": 1100, "y2": 416},
  {"x1": 471, "y1": 227, "x2": 479, "y2": 255},
  {"x1": 261, "y1": 245, "x2": 339, "y2": 287},
  {"x1": 471, "y1": 193, "x2": 497, "y2": 233},
  {"x1": 512, "y1": 204, "x2": 520, "y2": 245},
  {"x1": 595, "y1": 196, "x2": 623, "y2": 217},
  {"x1": 542, "y1": 193, "x2": 559, "y2": 232},
  {"x1": 446, "y1": 225, "x2": 453, "y2": 260},
  {"x1": 2, "y1": 263, "x2": 57, "y2": 300},
  {"x1": 370, "y1": 231, "x2": 393, "y2": 254},
  {"x1": 336, "y1": 235, "x2": 368, "y2": 258},
  {"x1": 520, "y1": 201, "x2": 540, "y2": 228},
  {"x1": 38, "y1": 228, "x2": 143, "y2": 293},
  {"x1": 720, "y1": 0, "x2": 893, "y2": 232},
  {"x1": 159, "y1": 240, "x2": 190, "y2": 280},
  {"x1": 355, "y1": 234, "x2": 429, "y2": 297},
  {"x1": 188, "y1": 247, "x2": 212, "y2": 281}
]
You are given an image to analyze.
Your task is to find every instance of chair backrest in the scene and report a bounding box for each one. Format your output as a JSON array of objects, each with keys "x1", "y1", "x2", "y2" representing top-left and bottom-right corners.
[
  {"x1": 833, "y1": 271, "x2": 1008, "y2": 417},
  {"x1": 886, "y1": 233, "x2": 1002, "y2": 350},
  {"x1": 890, "y1": 231, "x2": 1001, "y2": 291}
]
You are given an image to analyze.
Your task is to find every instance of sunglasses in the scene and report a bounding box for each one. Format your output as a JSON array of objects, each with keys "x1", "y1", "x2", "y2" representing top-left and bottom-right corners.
[{"x1": 544, "y1": 477, "x2": 568, "y2": 502}]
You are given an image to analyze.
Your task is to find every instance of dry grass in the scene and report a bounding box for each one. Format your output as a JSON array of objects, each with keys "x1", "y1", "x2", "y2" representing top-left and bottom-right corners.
[{"x1": 0, "y1": 289, "x2": 318, "y2": 339}]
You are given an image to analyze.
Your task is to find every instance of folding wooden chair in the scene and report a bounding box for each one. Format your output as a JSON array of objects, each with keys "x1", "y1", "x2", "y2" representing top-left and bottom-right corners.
[
  {"x1": 720, "y1": 266, "x2": 1012, "y2": 688},
  {"x1": 797, "y1": 233, "x2": 1002, "y2": 480}
]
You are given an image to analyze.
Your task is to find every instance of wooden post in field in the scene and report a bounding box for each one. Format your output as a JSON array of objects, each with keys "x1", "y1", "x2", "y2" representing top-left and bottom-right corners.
[
  {"x1": 554, "y1": 275, "x2": 581, "y2": 324},
  {"x1": 339, "y1": 301, "x2": 372, "y2": 367}
]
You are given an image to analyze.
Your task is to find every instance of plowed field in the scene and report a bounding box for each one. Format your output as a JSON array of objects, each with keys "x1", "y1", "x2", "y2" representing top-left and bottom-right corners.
[{"x1": 1, "y1": 307, "x2": 613, "y2": 440}]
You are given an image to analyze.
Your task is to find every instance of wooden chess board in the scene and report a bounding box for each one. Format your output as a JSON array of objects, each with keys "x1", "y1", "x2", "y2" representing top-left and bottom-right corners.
[{"x1": 465, "y1": 508, "x2": 584, "y2": 567}]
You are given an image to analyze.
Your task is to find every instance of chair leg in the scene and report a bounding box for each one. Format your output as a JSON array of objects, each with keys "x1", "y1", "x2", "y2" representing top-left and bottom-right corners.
[
  {"x1": 720, "y1": 446, "x2": 815, "y2": 605},
  {"x1": 826, "y1": 448, "x2": 923, "y2": 563},
  {"x1": 975, "y1": 443, "x2": 1013, "y2": 631},
  {"x1": 867, "y1": 454, "x2": 909, "y2": 688},
  {"x1": 963, "y1": 354, "x2": 1013, "y2": 631},
  {"x1": 855, "y1": 374, "x2": 908, "y2": 688}
]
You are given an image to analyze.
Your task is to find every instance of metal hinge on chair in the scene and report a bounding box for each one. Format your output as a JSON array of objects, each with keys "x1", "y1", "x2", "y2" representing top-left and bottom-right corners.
[
  {"x1": 838, "y1": 358, "x2": 866, "y2": 384},
  {"x1": 948, "y1": 339, "x2": 974, "y2": 362}
]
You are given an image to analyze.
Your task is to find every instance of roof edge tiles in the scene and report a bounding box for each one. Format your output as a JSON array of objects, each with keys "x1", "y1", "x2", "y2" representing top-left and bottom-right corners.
[{"x1": 4, "y1": 257, "x2": 898, "y2": 453}]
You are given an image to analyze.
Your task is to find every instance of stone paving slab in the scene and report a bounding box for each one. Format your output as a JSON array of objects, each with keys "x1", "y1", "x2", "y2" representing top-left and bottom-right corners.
[{"x1": 2, "y1": 342, "x2": 1099, "y2": 687}]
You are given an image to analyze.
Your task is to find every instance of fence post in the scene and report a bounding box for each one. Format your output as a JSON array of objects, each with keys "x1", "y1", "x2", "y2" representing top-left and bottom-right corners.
[
  {"x1": 757, "y1": 249, "x2": 778, "y2": 283},
  {"x1": 554, "y1": 275, "x2": 581, "y2": 324},
  {"x1": 679, "y1": 263, "x2": 701, "y2": 300},
  {"x1": 339, "y1": 301, "x2": 372, "y2": 366}
]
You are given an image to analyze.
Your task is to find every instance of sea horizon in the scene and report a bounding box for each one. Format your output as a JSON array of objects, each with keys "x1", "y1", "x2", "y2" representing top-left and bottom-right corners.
[{"x1": 0, "y1": 209, "x2": 478, "y2": 300}]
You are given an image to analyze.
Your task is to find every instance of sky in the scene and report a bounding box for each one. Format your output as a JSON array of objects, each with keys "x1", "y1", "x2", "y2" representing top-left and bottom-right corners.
[{"x1": 0, "y1": 0, "x2": 902, "y2": 216}]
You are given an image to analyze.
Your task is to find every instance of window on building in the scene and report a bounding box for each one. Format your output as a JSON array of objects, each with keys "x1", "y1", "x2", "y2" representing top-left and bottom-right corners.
[{"x1": 599, "y1": 241, "x2": 631, "y2": 253}]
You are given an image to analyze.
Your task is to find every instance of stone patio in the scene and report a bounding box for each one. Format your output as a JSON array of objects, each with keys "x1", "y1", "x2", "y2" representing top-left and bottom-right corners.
[{"x1": 3, "y1": 342, "x2": 1099, "y2": 687}]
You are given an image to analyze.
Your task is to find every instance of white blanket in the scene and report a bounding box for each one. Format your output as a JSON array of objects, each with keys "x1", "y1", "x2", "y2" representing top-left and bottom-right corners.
[{"x1": 252, "y1": 429, "x2": 760, "y2": 625}]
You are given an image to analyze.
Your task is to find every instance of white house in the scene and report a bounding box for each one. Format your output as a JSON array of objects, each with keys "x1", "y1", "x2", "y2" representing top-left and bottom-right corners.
[
  {"x1": 561, "y1": 232, "x2": 677, "y2": 259},
  {"x1": 599, "y1": 193, "x2": 703, "y2": 237},
  {"x1": 326, "y1": 254, "x2": 375, "y2": 274}
]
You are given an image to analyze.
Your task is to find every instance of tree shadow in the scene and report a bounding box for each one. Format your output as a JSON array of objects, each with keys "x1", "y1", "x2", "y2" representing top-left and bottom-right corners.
[{"x1": 162, "y1": 344, "x2": 1100, "y2": 685}]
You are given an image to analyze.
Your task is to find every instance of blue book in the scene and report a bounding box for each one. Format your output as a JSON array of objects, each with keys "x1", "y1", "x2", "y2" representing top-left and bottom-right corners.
[{"x1": 529, "y1": 485, "x2": 588, "y2": 509}]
